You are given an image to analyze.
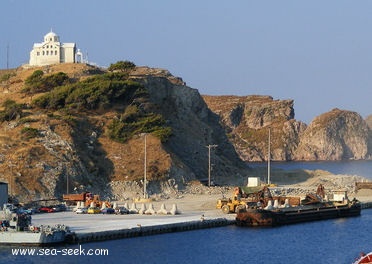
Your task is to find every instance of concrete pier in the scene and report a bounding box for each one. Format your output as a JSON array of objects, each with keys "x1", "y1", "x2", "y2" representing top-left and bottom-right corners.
[
  {"x1": 71, "y1": 218, "x2": 234, "y2": 244},
  {"x1": 31, "y1": 209, "x2": 236, "y2": 244},
  {"x1": 29, "y1": 194, "x2": 372, "y2": 245}
]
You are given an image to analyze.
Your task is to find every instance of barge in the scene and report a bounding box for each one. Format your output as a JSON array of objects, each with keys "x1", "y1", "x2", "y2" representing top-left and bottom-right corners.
[{"x1": 236, "y1": 199, "x2": 361, "y2": 227}]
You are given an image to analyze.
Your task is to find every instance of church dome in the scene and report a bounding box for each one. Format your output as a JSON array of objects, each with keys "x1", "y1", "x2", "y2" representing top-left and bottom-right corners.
[{"x1": 44, "y1": 31, "x2": 59, "y2": 42}]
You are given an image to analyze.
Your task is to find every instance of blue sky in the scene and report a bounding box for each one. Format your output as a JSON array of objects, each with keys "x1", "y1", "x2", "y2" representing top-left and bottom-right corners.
[{"x1": 1, "y1": 0, "x2": 371, "y2": 124}]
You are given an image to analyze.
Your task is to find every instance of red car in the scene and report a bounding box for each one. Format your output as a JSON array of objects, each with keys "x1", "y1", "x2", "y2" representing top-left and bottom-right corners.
[{"x1": 39, "y1": 207, "x2": 55, "y2": 213}]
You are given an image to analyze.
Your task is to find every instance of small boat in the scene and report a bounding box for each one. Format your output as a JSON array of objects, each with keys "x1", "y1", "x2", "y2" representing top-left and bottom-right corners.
[
  {"x1": 0, "y1": 210, "x2": 71, "y2": 245},
  {"x1": 353, "y1": 252, "x2": 372, "y2": 264}
]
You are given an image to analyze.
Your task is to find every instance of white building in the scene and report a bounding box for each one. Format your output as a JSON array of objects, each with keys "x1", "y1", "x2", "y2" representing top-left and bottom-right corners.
[{"x1": 29, "y1": 30, "x2": 80, "y2": 66}]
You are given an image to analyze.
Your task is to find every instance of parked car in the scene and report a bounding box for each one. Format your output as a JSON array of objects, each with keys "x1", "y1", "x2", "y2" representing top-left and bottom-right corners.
[
  {"x1": 52, "y1": 204, "x2": 67, "y2": 212},
  {"x1": 39, "y1": 206, "x2": 55, "y2": 213},
  {"x1": 115, "y1": 207, "x2": 129, "y2": 215},
  {"x1": 101, "y1": 208, "x2": 115, "y2": 214},
  {"x1": 25, "y1": 207, "x2": 39, "y2": 214},
  {"x1": 76, "y1": 207, "x2": 88, "y2": 214},
  {"x1": 87, "y1": 207, "x2": 101, "y2": 214}
]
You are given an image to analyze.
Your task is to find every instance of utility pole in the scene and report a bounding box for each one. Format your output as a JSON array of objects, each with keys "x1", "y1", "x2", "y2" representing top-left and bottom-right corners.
[
  {"x1": 66, "y1": 173, "x2": 69, "y2": 194},
  {"x1": 267, "y1": 128, "x2": 271, "y2": 185},
  {"x1": 6, "y1": 44, "x2": 9, "y2": 69},
  {"x1": 141, "y1": 133, "x2": 148, "y2": 199},
  {"x1": 207, "y1": 144, "x2": 218, "y2": 187}
]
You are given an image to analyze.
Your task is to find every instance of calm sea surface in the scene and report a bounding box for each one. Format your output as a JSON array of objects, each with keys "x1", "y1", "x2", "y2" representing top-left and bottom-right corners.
[
  {"x1": 250, "y1": 160, "x2": 372, "y2": 179},
  {"x1": 1, "y1": 161, "x2": 372, "y2": 264}
]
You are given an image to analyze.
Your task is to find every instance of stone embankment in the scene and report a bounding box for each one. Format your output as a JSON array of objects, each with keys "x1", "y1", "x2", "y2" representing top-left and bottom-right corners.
[{"x1": 71, "y1": 218, "x2": 234, "y2": 244}]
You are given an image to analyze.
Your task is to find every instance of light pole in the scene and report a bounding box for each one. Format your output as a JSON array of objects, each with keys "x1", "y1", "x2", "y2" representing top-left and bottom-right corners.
[
  {"x1": 207, "y1": 144, "x2": 218, "y2": 187},
  {"x1": 66, "y1": 173, "x2": 69, "y2": 195},
  {"x1": 267, "y1": 128, "x2": 271, "y2": 185},
  {"x1": 141, "y1": 133, "x2": 148, "y2": 199}
]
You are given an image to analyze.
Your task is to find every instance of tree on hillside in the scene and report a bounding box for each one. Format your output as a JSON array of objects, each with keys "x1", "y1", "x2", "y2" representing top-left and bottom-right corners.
[
  {"x1": 108, "y1": 61, "x2": 136, "y2": 72},
  {"x1": 23, "y1": 70, "x2": 70, "y2": 98}
]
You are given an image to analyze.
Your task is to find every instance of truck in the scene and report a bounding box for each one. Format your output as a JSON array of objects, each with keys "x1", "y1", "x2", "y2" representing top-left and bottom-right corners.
[
  {"x1": 216, "y1": 187, "x2": 251, "y2": 214},
  {"x1": 63, "y1": 192, "x2": 110, "y2": 208}
]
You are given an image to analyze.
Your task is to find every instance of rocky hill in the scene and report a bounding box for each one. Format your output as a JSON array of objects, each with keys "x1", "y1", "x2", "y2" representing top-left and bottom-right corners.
[
  {"x1": 294, "y1": 109, "x2": 370, "y2": 160},
  {"x1": 203, "y1": 95, "x2": 371, "y2": 161},
  {"x1": 1, "y1": 63, "x2": 370, "y2": 202},
  {"x1": 0, "y1": 63, "x2": 249, "y2": 202},
  {"x1": 203, "y1": 95, "x2": 307, "y2": 161}
]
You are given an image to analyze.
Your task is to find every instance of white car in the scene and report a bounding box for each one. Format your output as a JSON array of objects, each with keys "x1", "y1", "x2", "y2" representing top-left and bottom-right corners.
[{"x1": 76, "y1": 207, "x2": 88, "y2": 214}]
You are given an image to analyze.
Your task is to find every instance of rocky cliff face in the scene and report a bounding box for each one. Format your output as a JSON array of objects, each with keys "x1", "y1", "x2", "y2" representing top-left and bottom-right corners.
[
  {"x1": 0, "y1": 65, "x2": 248, "y2": 202},
  {"x1": 130, "y1": 69, "x2": 248, "y2": 185},
  {"x1": 294, "y1": 109, "x2": 369, "y2": 160},
  {"x1": 203, "y1": 95, "x2": 307, "y2": 161},
  {"x1": 203, "y1": 96, "x2": 370, "y2": 162}
]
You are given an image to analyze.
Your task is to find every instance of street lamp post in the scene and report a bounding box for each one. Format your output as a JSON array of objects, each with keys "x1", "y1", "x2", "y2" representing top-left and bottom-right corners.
[
  {"x1": 267, "y1": 128, "x2": 271, "y2": 185},
  {"x1": 141, "y1": 133, "x2": 148, "y2": 199},
  {"x1": 207, "y1": 144, "x2": 218, "y2": 187}
]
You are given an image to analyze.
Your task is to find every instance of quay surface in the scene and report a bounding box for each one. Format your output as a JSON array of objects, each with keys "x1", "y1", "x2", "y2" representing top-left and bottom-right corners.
[
  {"x1": 30, "y1": 194, "x2": 372, "y2": 244},
  {"x1": 31, "y1": 208, "x2": 235, "y2": 244}
]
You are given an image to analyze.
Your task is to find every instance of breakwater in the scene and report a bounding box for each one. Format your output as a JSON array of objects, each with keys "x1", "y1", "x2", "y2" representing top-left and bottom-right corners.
[{"x1": 68, "y1": 217, "x2": 235, "y2": 244}]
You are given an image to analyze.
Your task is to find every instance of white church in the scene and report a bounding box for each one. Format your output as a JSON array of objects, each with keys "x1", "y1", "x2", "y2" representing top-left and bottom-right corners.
[{"x1": 29, "y1": 30, "x2": 84, "y2": 66}]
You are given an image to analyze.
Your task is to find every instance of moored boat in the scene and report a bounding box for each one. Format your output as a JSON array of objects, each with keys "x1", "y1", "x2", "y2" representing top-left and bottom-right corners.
[
  {"x1": 0, "y1": 225, "x2": 69, "y2": 246},
  {"x1": 0, "y1": 210, "x2": 71, "y2": 245},
  {"x1": 353, "y1": 252, "x2": 372, "y2": 264},
  {"x1": 236, "y1": 198, "x2": 361, "y2": 227}
]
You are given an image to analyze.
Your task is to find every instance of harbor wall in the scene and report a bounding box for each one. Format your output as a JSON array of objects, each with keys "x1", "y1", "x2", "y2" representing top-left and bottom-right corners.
[{"x1": 68, "y1": 218, "x2": 235, "y2": 244}]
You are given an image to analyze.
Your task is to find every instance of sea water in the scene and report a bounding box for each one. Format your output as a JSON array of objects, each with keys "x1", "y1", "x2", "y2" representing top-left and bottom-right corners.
[
  {"x1": 1, "y1": 211, "x2": 371, "y2": 264},
  {"x1": 1, "y1": 161, "x2": 372, "y2": 264},
  {"x1": 250, "y1": 160, "x2": 372, "y2": 179}
]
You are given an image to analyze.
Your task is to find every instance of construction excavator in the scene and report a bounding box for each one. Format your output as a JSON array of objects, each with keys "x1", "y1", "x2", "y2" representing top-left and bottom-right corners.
[{"x1": 216, "y1": 186, "x2": 301, "y2": 214}]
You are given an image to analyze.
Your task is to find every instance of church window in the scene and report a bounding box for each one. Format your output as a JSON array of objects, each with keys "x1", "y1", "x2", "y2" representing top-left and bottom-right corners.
[
  {"x1": 37, "y1": 52, "x2": 40, "y2": 56},
  {"x1": 46, "y1": 51, "x2": 49, "y2": 55},
  {"x1": 55, "y1": 51, "x2": 58, "y2": 55},
  {"x1": 42, "y1": 51, "x2": 45, "y2": 55}
]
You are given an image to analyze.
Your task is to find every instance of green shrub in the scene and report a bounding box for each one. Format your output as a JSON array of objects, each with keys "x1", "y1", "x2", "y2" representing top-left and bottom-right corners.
[
  {"x1": 0, "y1": 99, "x2": 23, "y2": 122},
  {"x1": 23, "y1": 71, "x2": 69, "y2": 94},
  {"x1": 21, "y1": 127, "x2": 40, "y2": 140},
  {"x1": 107, "y1": 113, "x2": 172, "y2": 143},
  {"x1": 18, "y1": 117, "x2": 39, "y2": 124},
  {"x1": 108, "y1": 61, "x2": 136, "y2": 72}
]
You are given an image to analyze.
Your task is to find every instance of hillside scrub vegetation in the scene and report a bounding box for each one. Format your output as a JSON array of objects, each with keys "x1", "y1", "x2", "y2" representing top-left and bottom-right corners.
[
  {"x1": 22, "y1": 70, "x2": 70, "y2": 94},
  {"x1": 31, "y1": 70, "x2": 171, "y2": 143},
  {"x1": 0, "y1": 99, "x2": 25, "y2": 122},
  {"x1": 32, "y1": 72, "x2": 143, "y2": 110},
  {"x1": 108, "y1": 60, "x2": 136, "y2": 72}
]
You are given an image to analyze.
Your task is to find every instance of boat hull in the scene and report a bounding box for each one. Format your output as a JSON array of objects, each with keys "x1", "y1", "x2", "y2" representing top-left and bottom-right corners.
[
  {"x1": 0, "y1": 230, "x2": 67, "y2": 246},
  {"x1": 236, "y1": 203, "x2": 361, "y2": 227}
]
